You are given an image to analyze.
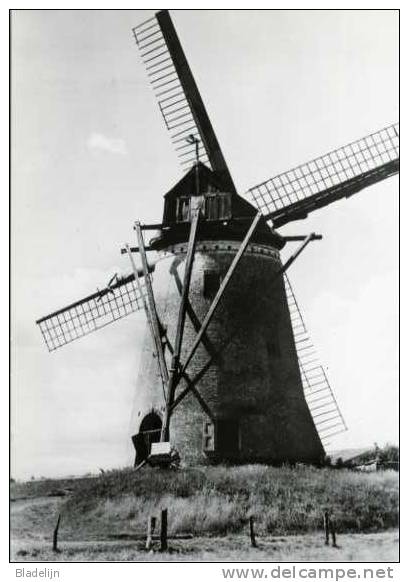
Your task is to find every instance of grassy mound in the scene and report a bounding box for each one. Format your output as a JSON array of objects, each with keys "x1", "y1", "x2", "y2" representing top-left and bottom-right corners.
[{"x1": 59, "y1": 465, "x2": 398, "y2": 539}]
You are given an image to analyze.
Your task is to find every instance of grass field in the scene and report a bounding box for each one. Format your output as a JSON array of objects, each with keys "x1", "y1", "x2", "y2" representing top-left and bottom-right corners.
[
  {"x1": 11, "y1": 531, "x2": 399, "y2": 562},
  {"x1": 10, "y1": 465, "x2": 399, "y2": 562}
]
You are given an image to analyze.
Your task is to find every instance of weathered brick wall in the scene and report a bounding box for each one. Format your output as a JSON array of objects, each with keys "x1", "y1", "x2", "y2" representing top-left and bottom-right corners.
[{"x1": 130, "y1": 240, "x2": 324, "y2": 465}]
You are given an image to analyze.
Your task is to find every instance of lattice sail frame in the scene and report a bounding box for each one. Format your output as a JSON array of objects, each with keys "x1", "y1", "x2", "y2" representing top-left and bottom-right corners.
[
  {"x1": 249, "y1": 123, "x2": 399, "y2": 227},
  {"x1": 36, "y1": 275, "x2": 146, "y2": 352},
  {"x1": 284, "y1": 274, "x2": 347, "y2": 449},
  {"x1": 132, "y1": 16, "x2": 210, "y2": 170}
]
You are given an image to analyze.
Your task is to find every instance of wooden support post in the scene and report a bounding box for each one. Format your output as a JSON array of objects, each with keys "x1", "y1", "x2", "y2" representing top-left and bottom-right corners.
[
  {"x1": 249, "y1": 516, "x2": 257, "y2": 548},
  {"x1": 53, "y1": 514, "x2": 61, "y2": 553},
  {"x1": 161, "y1": 207, "x2": 201, "y2": 441},
  {"x1": 330, "y1": 517, "x2": 337, "y2": 547},
  {"x1": 179, "y1": 212, "x2": 262, "y2": 378},
  {"x1": 146, "y1": 516, "x2": 157, "y2": 551},
  {"x1": 125, "y1": 244, "x2": 161, "y2": 364},
  {"x1": 133, "y1": 225, "x2": 170, "y2": 393},
  {"x1": 160, "y1": 509, "x2": 168, "y2": 552},
  {"x1": 324, "y1": 511, "x2": 330, "y2": 545}
]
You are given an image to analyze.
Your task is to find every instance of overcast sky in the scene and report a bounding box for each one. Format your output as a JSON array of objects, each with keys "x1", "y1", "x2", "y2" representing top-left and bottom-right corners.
[{"x1": 11, "y1": 9, "x2": 398, "y2": 479}]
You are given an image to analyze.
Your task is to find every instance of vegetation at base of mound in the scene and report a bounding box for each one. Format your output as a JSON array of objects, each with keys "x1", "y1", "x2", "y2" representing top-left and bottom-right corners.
[
  {"x1": 11, "y1": 476, "x2": 95, "y2": 500},
  {"x1": 59, "y1": 465, "x2": 398, "y2": 538}
]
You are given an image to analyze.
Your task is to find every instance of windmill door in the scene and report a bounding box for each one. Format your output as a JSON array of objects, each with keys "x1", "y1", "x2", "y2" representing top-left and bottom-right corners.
[{"x1": 132, "y1": 413, "x2": 162, "y2": 464}]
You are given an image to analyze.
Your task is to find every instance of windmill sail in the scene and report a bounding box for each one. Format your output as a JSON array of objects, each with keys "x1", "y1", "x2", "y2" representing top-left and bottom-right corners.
[
  {"x1": 284, "y1": 274, "x2": 347, "y2": 448},
  {"x1": 132, "y1": 10, "x2": 237, "y2": 194},
  {"x1": 248, "y1": 124, "x2": 399, "y2": 227},
  {"x1": 36, "y1": 274, "x2": 146, "y2": 352}
]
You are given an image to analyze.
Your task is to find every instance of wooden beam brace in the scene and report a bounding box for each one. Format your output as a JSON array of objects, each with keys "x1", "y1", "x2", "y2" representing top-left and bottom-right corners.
[
  {"x1": 169, "y1": 260, "x2": 217, "y2": 358},
  {"x1": 161, "y1": 206, "x2": 201, "y2": 440},
  {"x1": 189, "y1": 386, "x2": 215, "y2": 421},
  {"x1": 121, "y1": 245, "x2": 153, "y2": 254},
  {"x1": 275, "y1": 232, "x2": 316, "y2": 277},
  {"x1": 161, "y1": 329, "x2": 215, "y2": 421},
  {"x1": 179, "y1": 211, "x2": 262, "y2": 378},
  {"x1": 125, "y1": 244, "x2": 167, "y2": 398},
  {"x1": 173, "y1": 371, "x2": 215, "y2": 421},
  {"x1": 134, "y1": 223, "x2": 169, "y2": 392},
  {"x1": 170, "y1": 319, "x2": 241, "y2": 416},
  {"x1": 133, "y1": 216, "x2": 266, "y2": 232},
  {"x1": 171, "y1": 355, "x2": 215, "y2": 414},
  {"x1": 282, "y1": 234, "x2": 322, "y2": 242}
]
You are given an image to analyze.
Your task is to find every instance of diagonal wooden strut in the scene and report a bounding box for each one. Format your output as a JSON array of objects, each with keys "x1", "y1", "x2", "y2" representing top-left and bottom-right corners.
[
  {"x1": 275, "y1": 232, "x2": 316, "y2": 277},
  {"x1": 171, "y1": 357, "x2": 216, "y2": 418},
  {"x1": 169, "y1": 261, "x2": 217, "y2": 357},
  {"x1": 161, "y1": 205, "x2": 202, "y2": 441},
  {"x1": 178, "y1": 212, "x2": 262, "y2": 380},
  {"x1": 124, "y1": 243, "x2": 161, "y2": 373},
  {"x1": 162, "y1": 327, "x2": 215, "y2": 421},
  {"x1": 133, "y1": 224, "x2": 169, "y2": 395}
]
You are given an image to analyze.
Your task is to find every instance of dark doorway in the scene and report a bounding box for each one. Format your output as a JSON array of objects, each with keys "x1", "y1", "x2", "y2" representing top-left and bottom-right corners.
[
  {"x1": 217, "y1": 419, "x2": 240, "y2": 455},
  {"x1": 132, "y1": 412, "x2": 162, "y2": 465}
]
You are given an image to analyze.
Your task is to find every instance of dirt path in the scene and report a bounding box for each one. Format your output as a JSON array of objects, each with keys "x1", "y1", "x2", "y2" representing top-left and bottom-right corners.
[
  {"x1": 11, "y1": 531, "x2": 399, "y2": 562},
  {"x1": 10, "y1": 496, "x2": 399, "y2": 562}
]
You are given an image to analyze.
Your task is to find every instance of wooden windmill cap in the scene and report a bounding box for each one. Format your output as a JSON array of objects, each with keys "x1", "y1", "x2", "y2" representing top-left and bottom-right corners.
[{"x1": 152, "y1": 163, "x2": 284, "y2": 250}]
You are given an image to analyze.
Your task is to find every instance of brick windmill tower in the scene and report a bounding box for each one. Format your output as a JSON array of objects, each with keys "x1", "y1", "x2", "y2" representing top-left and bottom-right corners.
[{"x1": 36, "y1": 11, "x2": 399, "y2": 467}]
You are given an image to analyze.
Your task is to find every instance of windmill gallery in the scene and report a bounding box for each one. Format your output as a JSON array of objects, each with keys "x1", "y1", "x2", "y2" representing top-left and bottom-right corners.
[{"x1": 36, "y1": 10, "x2": 399, "y2": 468}]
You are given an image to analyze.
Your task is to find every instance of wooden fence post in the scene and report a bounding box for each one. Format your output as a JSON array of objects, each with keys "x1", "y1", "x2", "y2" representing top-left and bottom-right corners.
[
  {"x1": 53, "y1": 514, "x2": 61, "y2": 553},
  {"x1": 323, "y1": 511, "x2": 329, "y2": 546},
  {"x1": 249, "y1": 516, "x2": 257, "y2": 547},
  {"x1": 329, "y1": 517, "x2": 337, "y2": 547},
  {"x1": 160, "y1": 509, "x2": 168, "y2": 552},
  {"x1": 146, "y1": 516, "x2": 156, "y2": 551}
]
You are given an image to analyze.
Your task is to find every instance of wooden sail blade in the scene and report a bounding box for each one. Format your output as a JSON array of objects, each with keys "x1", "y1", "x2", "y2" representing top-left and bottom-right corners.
[
  {"x1": 284, "y1": 274, "x2": 347, "y2": 449},
  {"x1": 248, "y1": 124, "x2": 399, "y2": 227},
  {"x1": 132, "y1": 10, "x2": 237, "y2": 193},
  {"x1": 36, "y1": 274, "x2": 146, "y2": 352}
]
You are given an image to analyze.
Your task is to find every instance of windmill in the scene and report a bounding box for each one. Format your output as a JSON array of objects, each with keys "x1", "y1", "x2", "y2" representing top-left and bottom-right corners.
[{"x1": 36, "y1": 10, "x2": 399, "y2": 466}]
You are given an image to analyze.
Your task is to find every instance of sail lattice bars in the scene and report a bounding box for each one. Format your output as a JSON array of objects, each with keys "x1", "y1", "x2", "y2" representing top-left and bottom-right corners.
[
  {"x1": 132, "y1": 15, "x2": 209, "y2": 169},
  {"x1": 36, "y1": 274, "x2": 146, "y2": 352},
  {"x1": 248, "y1": 123, "x2": 399, "y2": 227},
  {"x1": 284, "y1": 274, "x2": 347, "y2": 449},
  {"x1": 132, "y1": 11, "x2": 237, "y2": 194}
]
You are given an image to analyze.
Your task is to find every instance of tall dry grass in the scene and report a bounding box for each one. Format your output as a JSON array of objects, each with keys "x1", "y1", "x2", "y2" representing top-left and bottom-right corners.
[{"x1": 60, "y1": 464, "x2": 398, "y2": 538}]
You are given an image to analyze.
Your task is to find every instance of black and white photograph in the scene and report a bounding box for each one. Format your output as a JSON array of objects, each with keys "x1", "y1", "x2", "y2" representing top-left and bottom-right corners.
[{"x1": 10, "y1": 8, "x2": 399, "y2": 566}]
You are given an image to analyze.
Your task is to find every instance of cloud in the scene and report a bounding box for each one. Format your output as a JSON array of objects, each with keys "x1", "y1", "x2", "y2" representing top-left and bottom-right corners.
[{"x1": 87, "y1": 133, "x2": 128, "y2": 155}]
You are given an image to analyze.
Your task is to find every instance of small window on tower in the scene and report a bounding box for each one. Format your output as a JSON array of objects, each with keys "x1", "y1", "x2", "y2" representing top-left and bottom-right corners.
[
  {"x1": 205, "y1": 195, "x2": 218, "y2": 220},
  {"x1": 177, "y1": 197, "x2": 190, "y2": 222},
  {"x1": 204, "y1": 193, "x2": 231, "y2": 220},
  {"x1": 203, "y1": 420, "x2": 215, "y2": 452},
  {"x1": 203, "y1": 271, "x2": 221, "y2": 299},
  {"x1": 219, "y1": 193, "x2": 232, "y2": 219},
  {"x1": 267, "y1": 337, "x2": 281, "y2": 359}
]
